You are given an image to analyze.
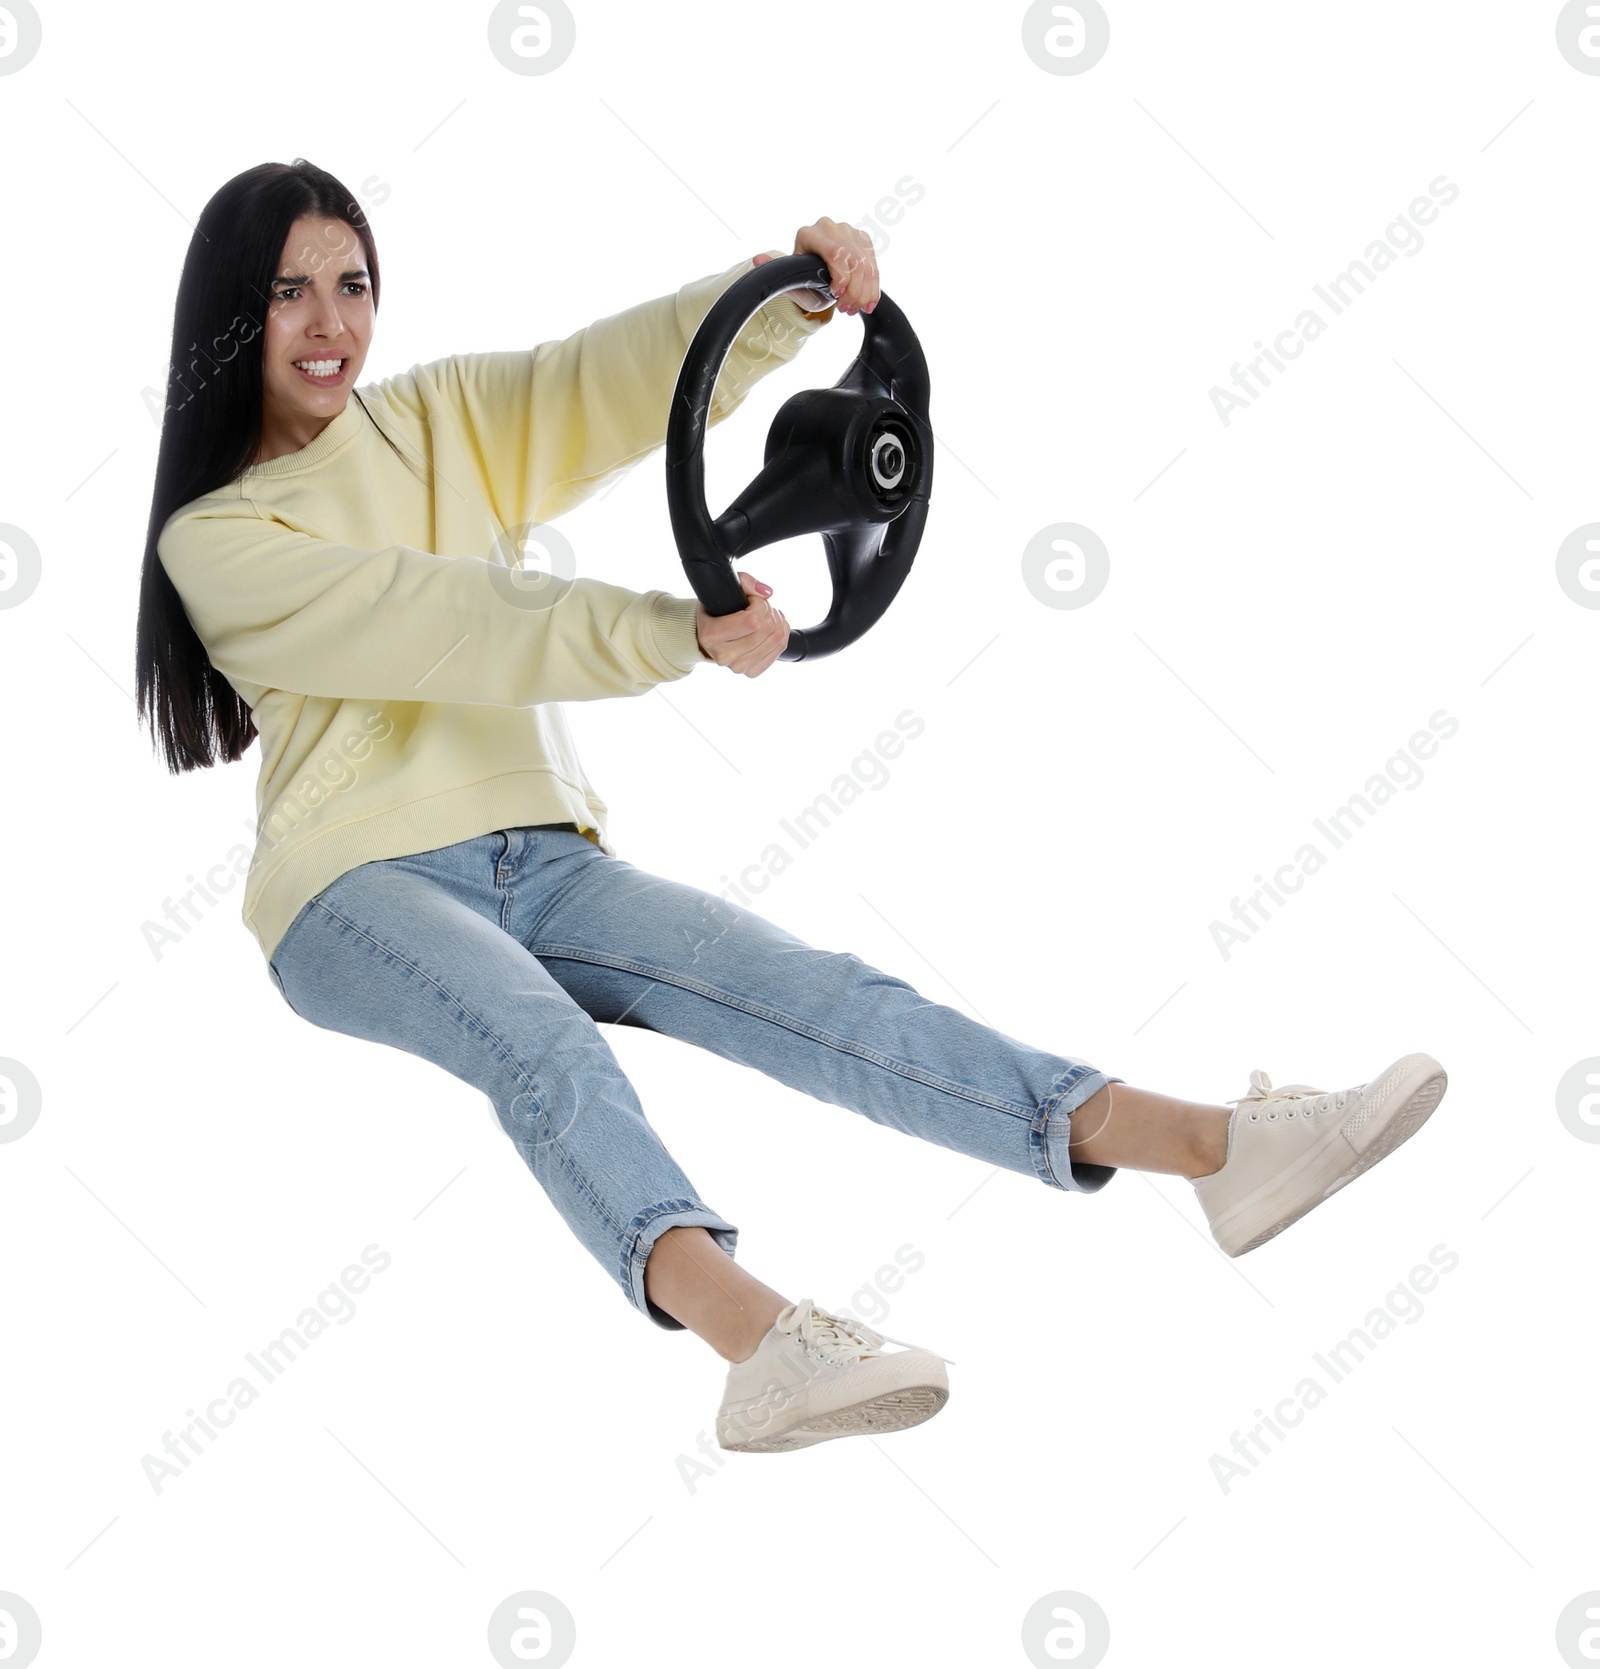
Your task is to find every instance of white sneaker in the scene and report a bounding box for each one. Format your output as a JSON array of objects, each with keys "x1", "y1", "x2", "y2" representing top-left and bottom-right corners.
[
  {"x1": 1193, "y1": 1052, "x2": 1448, "y2": 1257},
  {"x1": 715, "y1": 1299, "x2": 953, "y2": 1453}
]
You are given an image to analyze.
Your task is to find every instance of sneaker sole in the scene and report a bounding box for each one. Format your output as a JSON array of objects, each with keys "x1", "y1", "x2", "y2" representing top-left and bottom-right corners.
[
  {"x1": 719, "y1": 1382, "x2": 950, "y2": 1453},
  {"x1": 1212, "y1": 1053, "x2": 1448, "y2": 1257}
]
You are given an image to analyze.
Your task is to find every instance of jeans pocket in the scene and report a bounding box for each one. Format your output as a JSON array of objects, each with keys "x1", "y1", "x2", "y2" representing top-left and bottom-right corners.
[
  {"x1": 266, "y1": 894, "x2": 324, "y2": 1014},
  {"x1": 267, "y1": 958, "x2": 302, "y2": 1017}
]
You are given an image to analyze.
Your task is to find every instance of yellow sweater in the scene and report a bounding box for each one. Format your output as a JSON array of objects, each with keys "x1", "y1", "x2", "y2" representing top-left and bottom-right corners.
[{"x1": 158, "y1": 254, "x2": 831, "y2": 966}]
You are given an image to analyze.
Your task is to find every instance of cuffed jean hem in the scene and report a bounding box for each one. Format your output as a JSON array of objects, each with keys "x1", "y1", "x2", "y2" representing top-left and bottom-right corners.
[
  {"x1": 1032, "y1": 1065, "x2": 1126, "y2": 1193},
  {"x1": 624, "y1": 1199, "x2": 741, "y2": 1331}
]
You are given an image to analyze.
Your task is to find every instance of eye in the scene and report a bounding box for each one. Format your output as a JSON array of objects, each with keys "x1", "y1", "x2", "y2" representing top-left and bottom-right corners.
[{"x1": 271, "y1": 281, "x2": 369, "y2": 302}]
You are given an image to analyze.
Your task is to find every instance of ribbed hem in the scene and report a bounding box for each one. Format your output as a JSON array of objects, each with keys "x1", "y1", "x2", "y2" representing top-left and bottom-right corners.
[
  {"x1": 753, "y1": 250, "x2": 840, "y2": 325},
  {"x1": 247, "y1": 770, "x2": 617, "y2": 967},
  {"x1": 648, "y1": 592, "x2": 707, "y2": 672}
]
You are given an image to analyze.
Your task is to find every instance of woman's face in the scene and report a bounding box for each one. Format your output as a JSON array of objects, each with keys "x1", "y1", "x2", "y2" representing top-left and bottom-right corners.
[{"x1": 259, "y1": 214, "x2": 374, "y2": 434}]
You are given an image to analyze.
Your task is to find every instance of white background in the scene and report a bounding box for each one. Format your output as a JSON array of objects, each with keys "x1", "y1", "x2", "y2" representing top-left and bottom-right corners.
[{"x1": 0, "y1": 2, "x2": 1594, "y2": 1664}]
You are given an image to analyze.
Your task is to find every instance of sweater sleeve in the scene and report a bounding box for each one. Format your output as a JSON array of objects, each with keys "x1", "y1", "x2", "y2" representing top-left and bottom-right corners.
[
  {"x1": 157, "y1": 504, "x2": 707, "y2": 707},
  {"x1": 403, "y1": 252, "x2": 832, "y2": 532}
]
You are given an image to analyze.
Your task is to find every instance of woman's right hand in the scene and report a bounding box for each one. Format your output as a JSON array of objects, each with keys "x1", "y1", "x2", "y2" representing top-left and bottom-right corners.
[{"x1": 694, "y1": 570, "x2": 788, "y2": 677}]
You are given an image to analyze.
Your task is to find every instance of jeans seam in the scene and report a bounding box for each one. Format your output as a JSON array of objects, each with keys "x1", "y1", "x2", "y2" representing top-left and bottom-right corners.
[
  {"x1": 1034, "y1": 1067, "x2": 1123, "y2": 1190},
  {"x1": 307, "y1": 901, "x2": 629, "y2": 1243},
  {"x1": 528, "y1": 941, "x2": 1037, "y2": 1121},
  {"x1": 1035, "y1": 1064, "x2": 1089, "y2": 1188}
]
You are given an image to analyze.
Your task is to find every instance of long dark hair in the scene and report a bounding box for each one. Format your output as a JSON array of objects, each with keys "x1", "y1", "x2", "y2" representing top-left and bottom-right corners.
[{"x1": 135, "y1": 159, "x2": 414, "y2": 774}]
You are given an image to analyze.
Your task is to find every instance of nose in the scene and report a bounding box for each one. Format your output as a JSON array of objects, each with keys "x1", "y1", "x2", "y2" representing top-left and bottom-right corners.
[{"x1": 307, "y1": 291, "x2": 348, "y2": 341}]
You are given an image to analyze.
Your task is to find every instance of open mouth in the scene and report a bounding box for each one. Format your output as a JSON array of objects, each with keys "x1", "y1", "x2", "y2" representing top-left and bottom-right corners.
[{"x1": 292, "y1": 357, "x2": 348, "y2": 386}]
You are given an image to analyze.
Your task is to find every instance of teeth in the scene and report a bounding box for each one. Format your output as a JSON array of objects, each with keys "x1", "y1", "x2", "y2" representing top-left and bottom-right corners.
[{"x1": 294, "y1": 359, "x2": 344, "y2": 375}]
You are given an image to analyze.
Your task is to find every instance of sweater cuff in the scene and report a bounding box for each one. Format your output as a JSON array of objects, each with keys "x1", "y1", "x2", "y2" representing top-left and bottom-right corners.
[
  {"x1": 648, "y1": 592, "x2": 707, "y2": 676},
  {"x1": 754, "y1": 249, "x2": 837, "y2": 328}
]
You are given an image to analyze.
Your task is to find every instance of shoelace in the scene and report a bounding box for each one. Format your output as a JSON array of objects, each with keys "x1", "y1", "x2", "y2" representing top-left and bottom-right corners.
[
  {"x1": 779, "y1": 1299, "x2": 956, "y2": 1366},
  {"x1": 1226, "y1": 1068, "x2": 1363, "y2": 1122}
]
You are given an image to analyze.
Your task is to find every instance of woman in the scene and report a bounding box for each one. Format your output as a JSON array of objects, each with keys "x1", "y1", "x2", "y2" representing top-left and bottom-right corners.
[{"x1": 135, "y1": 160, "x2": 1448, "y2": 1455}]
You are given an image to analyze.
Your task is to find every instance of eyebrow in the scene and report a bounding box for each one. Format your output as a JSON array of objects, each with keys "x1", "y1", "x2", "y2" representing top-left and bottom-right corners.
[{"x1": 272, "y1": 267, "x2": 370, "y2": 285}]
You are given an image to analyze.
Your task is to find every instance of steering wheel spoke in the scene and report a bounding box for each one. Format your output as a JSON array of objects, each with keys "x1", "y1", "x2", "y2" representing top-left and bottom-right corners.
[{"x1": 712, "y1": 443, "x2": 851, "y2": 558}]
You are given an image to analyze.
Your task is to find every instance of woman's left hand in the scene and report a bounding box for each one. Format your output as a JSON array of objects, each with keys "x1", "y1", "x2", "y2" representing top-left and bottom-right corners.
[{"x1": 753, "y1": 217, "x2": 880, "y2": 316}]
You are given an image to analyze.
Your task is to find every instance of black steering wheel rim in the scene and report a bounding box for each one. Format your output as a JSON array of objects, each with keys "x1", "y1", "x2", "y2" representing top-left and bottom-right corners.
[{"x1": 665, "y1": 254, "x2": 934, "y2": 662}]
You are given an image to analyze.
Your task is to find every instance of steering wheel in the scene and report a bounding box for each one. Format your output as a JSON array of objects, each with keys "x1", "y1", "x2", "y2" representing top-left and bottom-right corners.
[{"x1": 665, "y1": 253, "x2": 934, "y2": 662}]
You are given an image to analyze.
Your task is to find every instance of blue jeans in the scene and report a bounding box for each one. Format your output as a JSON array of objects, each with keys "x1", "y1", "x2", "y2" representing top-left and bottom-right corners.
[{"x1": 267, "y1": 824, "x2": 1122, "y2": 1330}]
